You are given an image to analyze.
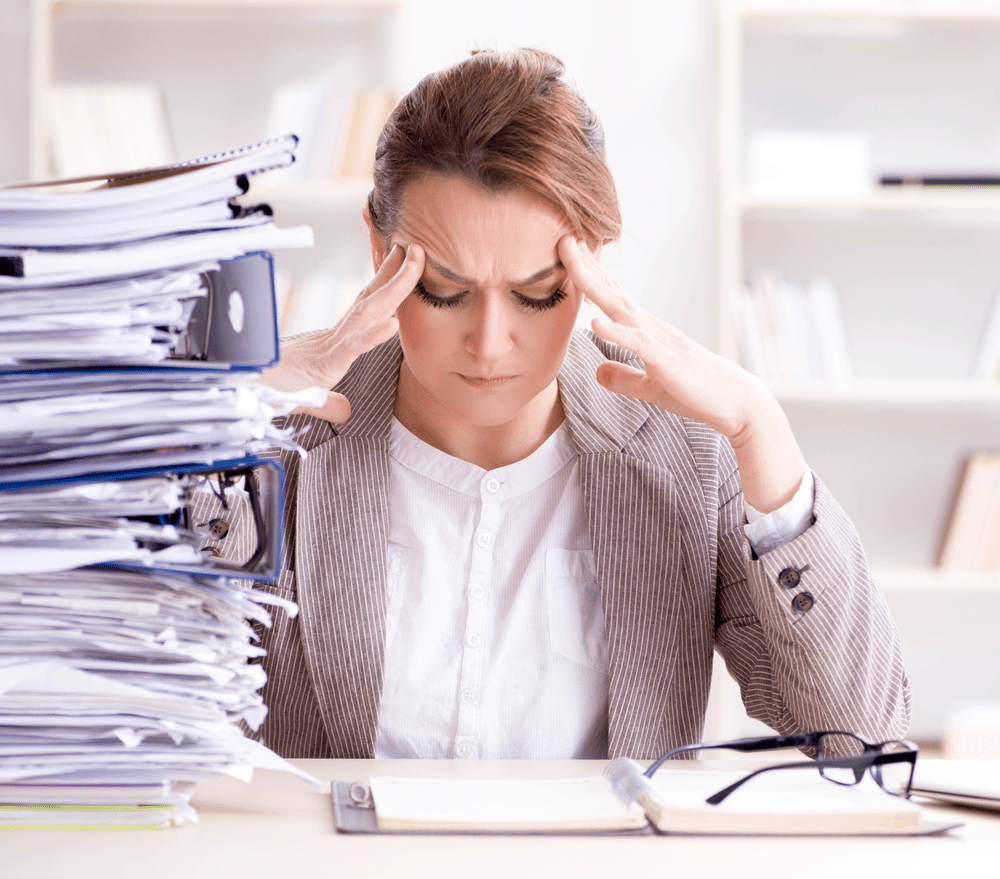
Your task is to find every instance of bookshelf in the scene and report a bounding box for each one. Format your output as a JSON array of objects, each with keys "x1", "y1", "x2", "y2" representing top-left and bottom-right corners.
[
  {"x1": 29, "y1": 0, "x2": 401, "y2": 333},
  {"x1": 715, "y1": 0, "x2": 1000, "y2": 740}
]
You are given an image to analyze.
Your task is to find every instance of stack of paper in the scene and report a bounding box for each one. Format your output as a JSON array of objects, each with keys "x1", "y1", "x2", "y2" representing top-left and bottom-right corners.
[{"x1": 0, "y1": 139, "x2": 325, "y2": 828}]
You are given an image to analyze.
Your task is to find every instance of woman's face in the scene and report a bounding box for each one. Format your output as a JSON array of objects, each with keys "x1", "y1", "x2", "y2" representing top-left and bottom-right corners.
[{"x1": 378, "y1": 174, "x2": 584, "y2": 440}]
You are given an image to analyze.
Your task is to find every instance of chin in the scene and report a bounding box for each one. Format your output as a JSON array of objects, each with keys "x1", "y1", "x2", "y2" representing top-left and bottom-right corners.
[{"x1": 442, "y1": 387, "x2": 541, "y2": 429}]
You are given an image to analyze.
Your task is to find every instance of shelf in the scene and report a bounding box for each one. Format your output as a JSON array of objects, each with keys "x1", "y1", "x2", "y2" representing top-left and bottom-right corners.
[
  {"x1": 873, "y1": 567, "x2": 1000, "y2": 593},
  {"x1": 741, "y1": 188, "x2": 1000, "y2": 216},
  {"x1": 719, "y1": 0, "x2": 1000, "y2": 744},
  {"x1": 733, "y1": 0, "x2": 1000, "y2": 23},
  {"x1": 771, "y1": 380, "x2": 1000, "y2": 407},
  {"x1": 47, "y1": 0, "x2": 395, "y2": 8}
]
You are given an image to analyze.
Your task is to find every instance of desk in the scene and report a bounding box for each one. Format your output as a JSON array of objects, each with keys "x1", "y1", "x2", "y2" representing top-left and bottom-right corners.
[{"x1": 2, "y1": 759, "x2": 997, "y2": 879}]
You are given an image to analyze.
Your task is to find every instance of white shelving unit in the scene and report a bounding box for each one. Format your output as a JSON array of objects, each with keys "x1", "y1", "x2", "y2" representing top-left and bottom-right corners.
[
  {"x1": 714, "y1": 0, "x2": 1000, "y2": 742},
  {"x1": 29, "y1": 0, "x2": 400, "y2": 331}
]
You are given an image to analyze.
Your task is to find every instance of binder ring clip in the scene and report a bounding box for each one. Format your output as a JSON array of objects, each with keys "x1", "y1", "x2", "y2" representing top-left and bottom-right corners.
[{"x1": 349, "y1": 783, "x2": 374, "y2": 810}]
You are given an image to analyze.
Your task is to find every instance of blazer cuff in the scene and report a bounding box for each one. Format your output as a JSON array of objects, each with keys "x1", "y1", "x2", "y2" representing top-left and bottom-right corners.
[
  {"x1": 743, "y1": 468, "x2": 815, "y2": 557},
  {"x1": 742, "y1": 474, "x2": 872, "y2": 627}
]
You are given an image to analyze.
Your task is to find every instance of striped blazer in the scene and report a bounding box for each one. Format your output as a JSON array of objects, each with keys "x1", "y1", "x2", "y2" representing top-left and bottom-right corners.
[{"x1": 204, "y1": 330, "x2": 910, "y2": 759}]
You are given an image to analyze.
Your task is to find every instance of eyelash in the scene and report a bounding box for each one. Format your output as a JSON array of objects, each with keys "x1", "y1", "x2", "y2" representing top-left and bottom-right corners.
[{"x1": 412, "y1": 281, "x2": 568, "y2": 312}]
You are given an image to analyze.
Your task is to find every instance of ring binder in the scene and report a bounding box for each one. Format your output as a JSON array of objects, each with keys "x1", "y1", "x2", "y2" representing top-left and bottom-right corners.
[{"x1": 0, "y1": 457, "x2": 286, "y2": 582}]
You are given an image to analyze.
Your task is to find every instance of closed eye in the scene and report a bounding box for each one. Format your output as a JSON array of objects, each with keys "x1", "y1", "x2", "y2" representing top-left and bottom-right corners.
[
  {"x1": 412, "y1": 280, "x2": 569, "y2": 312},
  {"x1": 513, "y1": 287, "x2": 568, "y2": 312},
  {"x1": 412, "y1": 280, "x2": 466, "y2": 309}
]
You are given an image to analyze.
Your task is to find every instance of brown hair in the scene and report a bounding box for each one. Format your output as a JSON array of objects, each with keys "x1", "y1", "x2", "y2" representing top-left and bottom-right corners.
[{"x1": 367, "y1": 48, "x2": 621, "y2": 248}]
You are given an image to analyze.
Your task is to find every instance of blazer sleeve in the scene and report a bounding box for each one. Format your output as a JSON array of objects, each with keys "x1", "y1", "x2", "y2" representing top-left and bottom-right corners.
[{"x1": 712, "y1": 454, "x2": 912, "y2": 745}]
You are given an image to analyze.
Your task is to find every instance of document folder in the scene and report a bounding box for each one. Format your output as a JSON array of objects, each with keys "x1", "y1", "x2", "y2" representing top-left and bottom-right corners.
[
  {"x1": 0, "y1": 251, "x2": 279, "y2": 373},
  {"x1": 175, "y1": 251, "x2": 280, "y2": 370},
  {"x1": 0, "y1": 456, "x2": 285, "y2": 582}
]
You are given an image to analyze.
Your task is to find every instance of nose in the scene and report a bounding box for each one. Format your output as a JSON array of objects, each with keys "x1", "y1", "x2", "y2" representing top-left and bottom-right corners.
[{"x1": 465, "y1": 294, "x2": 514, "y2": 362}]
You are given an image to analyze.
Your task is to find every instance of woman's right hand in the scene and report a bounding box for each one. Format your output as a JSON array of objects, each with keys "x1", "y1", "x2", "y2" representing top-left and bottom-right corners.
[{"x1": 259, "y1": 243, "x2": 424, "y2": 423}]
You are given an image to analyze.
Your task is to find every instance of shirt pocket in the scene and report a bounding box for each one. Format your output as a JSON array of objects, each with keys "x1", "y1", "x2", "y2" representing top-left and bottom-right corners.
[
  {"x1": 384, "y1": 543, "x2": 409, "y2": 646},
  {"x1": 544, "y1": 548, "x2": 608, "y2": 674}
]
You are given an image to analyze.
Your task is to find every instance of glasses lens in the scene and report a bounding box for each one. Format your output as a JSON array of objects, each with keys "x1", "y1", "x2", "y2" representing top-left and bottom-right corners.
[
  {"x1": 817, "y1": 733, "x2": 867, "y2": 785},
  {"x1": 870, "y1": 741, "x2": 914, "y2": 796}
]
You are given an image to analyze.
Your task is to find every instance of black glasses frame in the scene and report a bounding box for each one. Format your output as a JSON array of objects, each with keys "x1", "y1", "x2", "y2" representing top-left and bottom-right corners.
[{"x1": 643, "y1": 732, "x2": 918, "y2": 806}]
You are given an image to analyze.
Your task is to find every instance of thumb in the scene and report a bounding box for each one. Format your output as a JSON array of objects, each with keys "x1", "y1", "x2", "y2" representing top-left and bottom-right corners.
[
  {"x1": 293, "y1": 391, "x2": 352, "y2": 424},
  {"x1": 595, "y1": 361, "x2": 655, "y2": 402}
]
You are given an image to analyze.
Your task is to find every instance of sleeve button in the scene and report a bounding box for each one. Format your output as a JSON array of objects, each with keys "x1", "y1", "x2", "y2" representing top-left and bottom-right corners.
[
  {"x1": 778, "y1": 567, "x2": 801, "y2": 589},
  {"x1": 791, "y1": 592, "x2": 814, "y2": 613}
]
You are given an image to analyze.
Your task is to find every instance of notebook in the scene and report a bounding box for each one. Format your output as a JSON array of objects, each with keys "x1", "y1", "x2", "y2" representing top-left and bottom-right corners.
[{"x1": 332, "y1": 760, "x2": 960, "y2": 836}]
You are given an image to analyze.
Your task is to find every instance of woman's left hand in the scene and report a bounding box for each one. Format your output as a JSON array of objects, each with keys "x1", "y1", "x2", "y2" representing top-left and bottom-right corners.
[{"x1": 558, "y1": 235, "x2": 807, "y2": 513}]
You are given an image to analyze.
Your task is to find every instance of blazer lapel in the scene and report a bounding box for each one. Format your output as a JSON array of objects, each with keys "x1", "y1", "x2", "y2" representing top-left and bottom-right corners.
[
  {"x1": 561, "y1": 333, "x2": 706, "y2": 759},
  {"x1": 293, "y1": 340, "x2": 402, "y2": 757}
]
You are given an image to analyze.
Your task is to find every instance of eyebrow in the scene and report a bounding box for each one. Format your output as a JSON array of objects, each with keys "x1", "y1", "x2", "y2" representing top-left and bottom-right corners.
[{"x1": 423, "y1": 254, "x2": 564, "y2": 288}]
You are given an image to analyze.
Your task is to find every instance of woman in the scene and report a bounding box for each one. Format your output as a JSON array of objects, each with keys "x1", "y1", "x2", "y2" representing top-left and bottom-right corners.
[{"x1": 223, "y1": 48, "x2": 909, "y2": 759}]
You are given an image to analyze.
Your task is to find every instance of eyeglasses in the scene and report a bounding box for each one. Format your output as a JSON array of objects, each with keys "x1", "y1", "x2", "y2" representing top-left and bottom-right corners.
[{"x1": 643, "y1": 731, "x2": 918, "y2": 806}]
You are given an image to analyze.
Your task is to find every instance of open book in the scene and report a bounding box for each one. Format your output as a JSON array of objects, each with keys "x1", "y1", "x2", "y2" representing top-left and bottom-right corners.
[{"x1": 333, "y1": 759, "x2": 956, "y2": 836}]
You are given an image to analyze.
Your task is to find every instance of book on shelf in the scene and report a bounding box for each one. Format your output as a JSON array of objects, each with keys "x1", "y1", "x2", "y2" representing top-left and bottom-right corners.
[
  {"x1": 332, "y1": 759, "x2": 945, "y2": 837},
  {"x1": 262, "y1": 76, "x2": 394, "y2": 185},
  {"x1": 264, "y1": 67, "x2": 357, "y2": 183},
  {"x1": 46, "y1": 83, "x2": 175, "y2": 179},
  {"x1": 880, "y1": 174, "x2": 1000, "y2": 187},
  {"x1": 970, "y1": 287, "x2": 1000, "y2": 381},
  {"x1": 338, "y1": 88, "x2": 396, "y2": 180},
  {"x1": 733, "y1": 271, "x2": 851, "y2": 386},
  {"x1": 938, "y1": 451, "x2": 1000, "y2": 571}
]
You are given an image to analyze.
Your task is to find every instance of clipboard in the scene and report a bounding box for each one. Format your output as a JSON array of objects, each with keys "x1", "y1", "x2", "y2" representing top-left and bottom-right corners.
[{"x1": 330, "y1": 782, "x2": 653, "y2": 836}]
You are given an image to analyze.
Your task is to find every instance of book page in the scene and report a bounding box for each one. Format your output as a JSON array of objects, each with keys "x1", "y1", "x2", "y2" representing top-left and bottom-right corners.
[
  {"x1": 368, "y1": 776, "x2": 648, "y2": 833},
  {"x1": 645, "y1": 770, "x2": 921, "y2": 835}
]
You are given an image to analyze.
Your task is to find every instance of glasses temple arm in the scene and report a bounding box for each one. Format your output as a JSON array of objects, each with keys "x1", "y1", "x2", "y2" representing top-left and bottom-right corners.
[{"x1": 705, "y1": 753, "x2": 883, "y2": 805}]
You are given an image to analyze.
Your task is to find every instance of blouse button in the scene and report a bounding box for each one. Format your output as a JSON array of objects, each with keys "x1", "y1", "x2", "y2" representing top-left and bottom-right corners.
[{"x1": 485, "y1": 477, "x2": 501, "y2": 493}]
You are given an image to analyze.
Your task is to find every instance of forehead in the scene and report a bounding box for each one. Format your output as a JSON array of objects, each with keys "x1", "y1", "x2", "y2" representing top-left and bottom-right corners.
[{"x1": 394, "y1": 174, "x2": 571, "y2": 284}]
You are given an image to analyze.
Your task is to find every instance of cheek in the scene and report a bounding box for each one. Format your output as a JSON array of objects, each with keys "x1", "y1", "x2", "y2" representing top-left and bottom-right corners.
[{"x1": 396, "y1": 298, "x2": 452, "y2": 364}]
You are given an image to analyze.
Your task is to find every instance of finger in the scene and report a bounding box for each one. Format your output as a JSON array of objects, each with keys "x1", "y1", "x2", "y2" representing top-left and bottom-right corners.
[
  {"x1": 558, "y1": 236, "x2": 634, "y2": 325},
  {"x1": 591, "y1": 317, "x2": 680, "y2": 393},
  {"x1": 356, "y1": 243, "x2": 425, "y2": 325},
  {"x1": 591, "y1": 315, "x2": 656, "y2": 362},
  {"x1": 358, "y1": 243, "x2": 406, "y2": 300},
  {"x1": 595, "y1": 361, "x2": 661, "y2": 404},
  {"x1": 293, "y1": 391, "x2": 352, "y2": 424}
]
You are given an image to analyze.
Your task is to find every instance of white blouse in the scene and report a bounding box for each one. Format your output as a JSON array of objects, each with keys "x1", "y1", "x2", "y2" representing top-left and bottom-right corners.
[{"x1": 374, "y1": 417, "x2": 814, "y2": 760}]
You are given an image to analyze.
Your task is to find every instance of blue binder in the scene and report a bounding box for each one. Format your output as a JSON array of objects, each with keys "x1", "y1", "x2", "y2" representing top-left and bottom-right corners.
[{"x1": 0, "y1": 456, "x2": 285, "y2": 582}]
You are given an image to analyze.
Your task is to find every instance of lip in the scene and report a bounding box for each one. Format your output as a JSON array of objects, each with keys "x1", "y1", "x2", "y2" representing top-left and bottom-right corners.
[{"x1": 457, "y1": 373, "x2": 517, "y2": 389}]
